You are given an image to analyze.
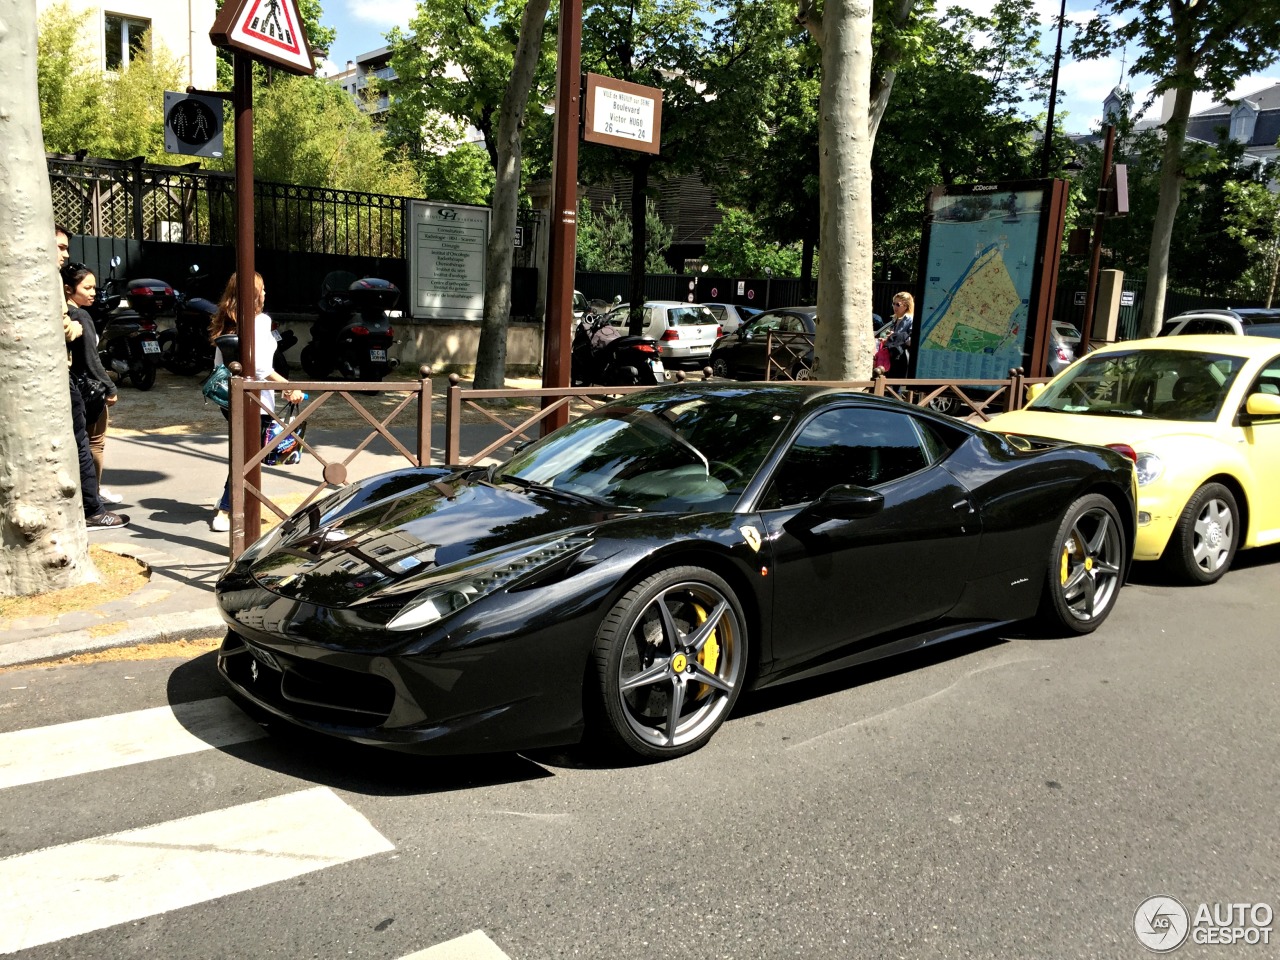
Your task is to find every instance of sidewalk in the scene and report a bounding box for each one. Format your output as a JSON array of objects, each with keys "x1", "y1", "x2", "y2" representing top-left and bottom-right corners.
[{"x1": 0, "y1": 373, "x2": 544, "y2": 668}]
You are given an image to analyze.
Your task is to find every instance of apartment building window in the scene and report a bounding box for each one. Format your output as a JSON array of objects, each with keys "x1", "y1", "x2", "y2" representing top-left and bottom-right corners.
[{"x1": 104, "y1": 13, "x2": 150, "y2": 71}]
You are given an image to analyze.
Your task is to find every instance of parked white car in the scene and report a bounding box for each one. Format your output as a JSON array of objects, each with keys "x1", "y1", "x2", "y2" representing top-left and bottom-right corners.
[
  {"x1": 605, "y1": 301, "x2": 723, "y2": 369},
  {"x1": 1159, "y1": 309, "x2": 1280, "y2": 339}
]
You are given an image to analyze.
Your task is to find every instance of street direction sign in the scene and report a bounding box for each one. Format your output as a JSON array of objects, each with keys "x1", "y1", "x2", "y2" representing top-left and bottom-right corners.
[
  {"x1": 582, "y1": 73, "x2": 662, "y2": 155},
  {"x1": 163, "y1": 92, "x2": 224, "y2": 158},
  {"x1": 210, "y1": 0, "x2": 316, "y2": 75}
]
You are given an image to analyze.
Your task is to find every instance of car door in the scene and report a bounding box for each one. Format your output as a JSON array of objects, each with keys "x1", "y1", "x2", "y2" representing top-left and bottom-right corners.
[
  {"x1": 1236, "y1": 353, "x2": 1280, "y2": 541},
  {"x1": 738, "y1": 312, "x2": 785, "y2": 379},
  {"x1": 758, "y1": 405, "x2": 980, "y2": 673}
]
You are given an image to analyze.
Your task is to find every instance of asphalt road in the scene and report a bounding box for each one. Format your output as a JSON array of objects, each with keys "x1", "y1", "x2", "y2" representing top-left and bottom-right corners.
[{"x1": 2, "y1": 548, "x2": 1278, "y2": 959}]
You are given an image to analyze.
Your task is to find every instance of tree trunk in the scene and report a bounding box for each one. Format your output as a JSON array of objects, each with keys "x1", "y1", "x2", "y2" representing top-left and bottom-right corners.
[
  {"x1": 628, "y1": 160, "x2": 650, "y2": 337},
  {"x1": 800, "y1": 0, "x2": 875, "y2": 380},
  {"x1": 472, "y1": 0, "x2": 552, "y2": 389},
  {"x1": 1139, "y1": 32, "x2": 1198, "y2": 339},
  {"x1": 0, "y1": 0, "x2": 96, "y2": 597}
]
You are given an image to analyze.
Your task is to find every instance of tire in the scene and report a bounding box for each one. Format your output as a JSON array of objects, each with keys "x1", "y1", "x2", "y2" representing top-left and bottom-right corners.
[
  {"x1": 1161, "y1": 482, "x2": 1239, "y2": 585},
  {"x1": 158, "y1": 331, "x2": 181, "y2": 374},
  {"x1": 711, "y1": 358, "x2": 731, "y2": 380},
  {"x1": 928, "y1": 394, "x2": 961, "y2": 416},
  {"x1": 300, "y1": 344, "x2": 329, "y2": 379},
  {"x1": 129, "y1": 360, "x2": 156, "y2": 391},
  {"x1": 791, "y1": 362, "x2": 813, "y2": 381},
  {"x1": 1037, "y1": 493, "x2": 1125, "y2": 635},
  {"x1": 592, "y1": 566, "x2": 748, "y2": 760}
]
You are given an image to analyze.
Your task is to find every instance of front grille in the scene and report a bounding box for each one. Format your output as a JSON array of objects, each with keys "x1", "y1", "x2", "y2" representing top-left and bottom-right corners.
[{"x1": 221, "y1": 632, "x2": 396, "y2": 726}]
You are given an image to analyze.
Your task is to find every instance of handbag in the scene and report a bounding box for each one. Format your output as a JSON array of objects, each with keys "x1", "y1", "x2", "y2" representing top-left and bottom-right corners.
[
  {"x1": 71, "y1": 369, "x2": 109, "y2": 409},
  {"x1": 201, "y1": 364, "x2": 231, "y2": 409},
  {"x1": 263, "y1": 401, "x2": 307, "y2": 466},
  {"x1": 874, "y1": 340, "x2": 892, "y2": 373}
]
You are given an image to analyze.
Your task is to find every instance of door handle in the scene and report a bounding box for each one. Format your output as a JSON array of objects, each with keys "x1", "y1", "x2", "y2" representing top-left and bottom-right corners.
[{"x1": 952, "y1": 499, "x2": 975, "y2": 514}]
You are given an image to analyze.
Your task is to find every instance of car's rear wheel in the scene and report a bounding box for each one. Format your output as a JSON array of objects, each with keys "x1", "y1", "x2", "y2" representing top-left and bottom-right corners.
[
  {"x1": 791, "y1": 362, "x2": 813, "y2": 381},
  {"x1": 592, "y1": 566, "x2": 747, "y2": 760},
  {"x1": 1037, "y1": 493, "x2": 1125, "y2": 634},
  {"x1": 1162, "y1": 482, "x2": 1238, "y2": 585},
  {"x1": 711, "y1": 358, "x2": 731, "y2": 380}
]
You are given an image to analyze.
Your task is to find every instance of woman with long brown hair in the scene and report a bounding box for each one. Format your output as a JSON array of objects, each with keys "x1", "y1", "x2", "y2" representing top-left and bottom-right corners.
[{"x1": 209, "y1": 271, "x2": 303, "y2": 532}]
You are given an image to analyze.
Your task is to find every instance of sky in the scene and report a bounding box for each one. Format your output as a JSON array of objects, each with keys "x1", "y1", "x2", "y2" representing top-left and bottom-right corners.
[{"x1": 318, "y1": 0, "x2": 1278, "y2": 136}]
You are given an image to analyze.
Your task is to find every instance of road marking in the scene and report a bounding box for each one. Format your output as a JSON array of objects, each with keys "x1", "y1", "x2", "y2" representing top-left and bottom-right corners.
[
  {"x1": 0, "y1": 697, "x2": 265, "y2": 790},
  {"x1": 0, "y1": 786, "x2": 393, "y2": 954},
  {"x1": 400, "y1": 930, "x2": 512, "y2": 959}
]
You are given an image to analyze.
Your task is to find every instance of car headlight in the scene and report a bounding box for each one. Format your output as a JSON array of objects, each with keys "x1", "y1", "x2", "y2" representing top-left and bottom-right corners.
[
  {"x1": 1135, "y1": 452, "x2": 1163, "y2": 486},
  {"x1": 386, "y1": 537, "x2": 588, "y2": 632}
]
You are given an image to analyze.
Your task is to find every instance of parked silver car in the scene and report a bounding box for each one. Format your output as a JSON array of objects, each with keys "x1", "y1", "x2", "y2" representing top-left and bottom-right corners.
[
  {"x1": 1159, "y1": 308, "x2": 1280, "y2": 339},
  {"x1": 605, "y1": 301, "x2": 723, "y2": 369}
]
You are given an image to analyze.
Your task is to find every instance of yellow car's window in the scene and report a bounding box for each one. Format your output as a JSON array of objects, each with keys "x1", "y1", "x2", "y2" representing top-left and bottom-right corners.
[{"x1": 1031, "y1": 349, "x2": 1246, "y2": 422}]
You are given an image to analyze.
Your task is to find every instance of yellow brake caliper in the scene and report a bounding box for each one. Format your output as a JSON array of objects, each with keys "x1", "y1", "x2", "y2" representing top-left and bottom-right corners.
[
  {"x1": 692, "y1": 603, "x2": 720, "y2": 698},
  {"x1": 1061, "y1": 535, "x2": 1090, "y2": 586}
]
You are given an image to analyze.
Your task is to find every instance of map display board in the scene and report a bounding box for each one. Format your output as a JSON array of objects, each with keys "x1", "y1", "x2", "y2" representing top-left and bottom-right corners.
[
  {"x1": 914, "y1": 181, "x2": 1061, "y2": 380},
  {"x1": 407, "y1": 201, "x2": 490, "y2": 321}
]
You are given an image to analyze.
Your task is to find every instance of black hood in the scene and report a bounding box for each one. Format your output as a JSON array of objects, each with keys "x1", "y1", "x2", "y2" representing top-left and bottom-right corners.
[{"x1": 246, "y1": 477, "x2": 610, "y2": 607}]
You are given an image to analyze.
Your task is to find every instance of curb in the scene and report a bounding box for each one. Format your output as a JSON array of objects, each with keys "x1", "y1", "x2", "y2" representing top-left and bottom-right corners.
[{"x1": 0, "y1": 608, "x2": 226, "y2": 669}]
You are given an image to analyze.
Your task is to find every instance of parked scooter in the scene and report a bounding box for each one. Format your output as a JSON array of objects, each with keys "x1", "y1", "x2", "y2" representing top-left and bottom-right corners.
[
  {"x1": 89, "y1": 257, "x2": 170, "y2": 391},
  {"x1": 158, "y1": 265, "x2": 218, "y2": 376},
  {"x1": 300, "y1": 272, "x2": 400, "y2": 381},
  {"x1": 570, "y1": 309, "x2": 666, "y2": 386}
]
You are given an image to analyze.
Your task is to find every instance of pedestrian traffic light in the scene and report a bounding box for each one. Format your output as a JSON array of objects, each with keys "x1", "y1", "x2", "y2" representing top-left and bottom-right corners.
[{"x1": 163, "y1": 92, "x2": 224, "y2": 159}]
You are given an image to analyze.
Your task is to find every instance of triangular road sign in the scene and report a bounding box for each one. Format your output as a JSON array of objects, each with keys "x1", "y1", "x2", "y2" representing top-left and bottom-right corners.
[{"x1": 210, "y1": 0, "x2": 315, "y2": 75}]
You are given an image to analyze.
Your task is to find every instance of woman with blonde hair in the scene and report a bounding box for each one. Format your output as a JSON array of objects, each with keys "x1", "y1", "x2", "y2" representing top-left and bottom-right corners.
[
  {"x1": 208, "y1": 271, "x2": 303, "y2": 532},
  {"x1": 880, "y1": 291, "x2": 915, "y2": 379}
]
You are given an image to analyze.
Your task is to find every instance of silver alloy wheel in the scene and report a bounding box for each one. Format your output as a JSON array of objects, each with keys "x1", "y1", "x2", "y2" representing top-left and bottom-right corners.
[
  {"x1": 1190, "y1": 494, "x2": 1234, "y2": 576},
  {"x1": 1057, "y1": 503, "x2": 1125, "y2": 623},
  {"x1": 615, "y1": 580, "x2": 744, "y2": 749}
]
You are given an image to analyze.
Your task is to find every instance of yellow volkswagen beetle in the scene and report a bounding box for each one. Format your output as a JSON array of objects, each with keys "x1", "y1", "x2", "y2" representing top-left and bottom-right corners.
[{"x1": 989, "y1": 335, "x2": 1280, "y2": 584}]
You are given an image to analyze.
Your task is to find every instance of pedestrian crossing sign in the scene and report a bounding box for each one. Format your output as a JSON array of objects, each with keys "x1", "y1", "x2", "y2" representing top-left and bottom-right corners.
[{"x1": 210, "y1": 0, "x2": 315, "y2": 75}]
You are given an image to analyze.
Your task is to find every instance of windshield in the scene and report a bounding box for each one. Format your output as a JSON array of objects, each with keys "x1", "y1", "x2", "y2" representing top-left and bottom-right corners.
[
  {"x1": 494, "y1": 390, "x2": 797, "y2": 512},
  {"x1": 1030, "y1": 348, "x2": 1246, "y2": 422},
  {"x1": 669, "y1": 306, "x2": 718, "y2": 326}
]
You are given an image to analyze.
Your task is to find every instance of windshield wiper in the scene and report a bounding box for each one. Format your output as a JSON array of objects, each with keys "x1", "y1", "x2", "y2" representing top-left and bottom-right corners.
[{"x1": 491, "y1": 473, "x2": 632, "y2": 510}]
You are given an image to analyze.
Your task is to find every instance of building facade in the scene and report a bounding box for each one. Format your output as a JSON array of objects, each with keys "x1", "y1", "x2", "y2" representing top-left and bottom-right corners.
[{"x1": 36, "y1": 0, "x2": 218, "y2": 90}]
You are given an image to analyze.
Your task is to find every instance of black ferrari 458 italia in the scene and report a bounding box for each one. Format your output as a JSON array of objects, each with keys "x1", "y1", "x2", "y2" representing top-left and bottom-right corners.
[{"x1": 216, "y1": 382, "x2": 1137, "y2": 760}]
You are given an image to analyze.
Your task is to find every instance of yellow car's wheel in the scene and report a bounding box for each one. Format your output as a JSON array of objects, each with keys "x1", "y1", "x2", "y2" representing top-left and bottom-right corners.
[{"x1": 1162, "y1": 482, "x2": 1238, "y2": 585}]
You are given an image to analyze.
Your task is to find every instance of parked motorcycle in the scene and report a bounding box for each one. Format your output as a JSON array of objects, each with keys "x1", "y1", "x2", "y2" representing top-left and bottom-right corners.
[
  {"x1": 570, "y1": 311, "x2": 666, "y2": 386},
  {"x1": 89, "y1": 257, "x2": 170, "y2": 391},
  {"x1": 157, "y1": 265, "x2": 217, "y2": 376},
  {"x1": 300, "y1": 272, "x2": 400, "y2": 381}
]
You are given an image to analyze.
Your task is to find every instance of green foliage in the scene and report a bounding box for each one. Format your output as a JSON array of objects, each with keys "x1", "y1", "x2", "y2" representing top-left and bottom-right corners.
[
  {"x1": 37, "y1": 1, "x2": 185, "y2": 162},
  {"x1": 410, "y1": 118, "x2": 496, "y2": 205},
  {"x1": 703, "y1": 208, "x2": 804, "y2": 277},
  {"x1": 36, "y1": 2, "x2": 101, "y2": 154},
  {"x1": 576, "y1": 199, "x2": 673, "y2": 273},
  {"x1": 244, "y1": 75, "x2": 421, "y2": 195},
  {"x1": 871, "y1": 0, "x2": 1047, "y2": 276},
  {"x1": 1223, "y1": 176, "x2": 1280, "y2": 303},
  {"x1": 385, "y1": 0, "x2": 554, "y2": 179}
]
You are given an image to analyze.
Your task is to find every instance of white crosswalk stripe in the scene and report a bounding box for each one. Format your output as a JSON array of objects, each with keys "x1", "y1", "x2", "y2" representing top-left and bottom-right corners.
[
  {"x1": 0, "y1": 697, "x2": 265, "y2": 790},
  {"x1": 0, "y1": 694, "x2": 510, "y2": 958},
  {"x1": 0, "y1": 786, "x2": 394, "y2": 954}
]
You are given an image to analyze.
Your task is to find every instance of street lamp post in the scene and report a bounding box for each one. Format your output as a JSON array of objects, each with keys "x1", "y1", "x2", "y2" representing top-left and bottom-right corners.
[{"x1": 1041, "y1": 0, "x2": 1069, "y2": 178}]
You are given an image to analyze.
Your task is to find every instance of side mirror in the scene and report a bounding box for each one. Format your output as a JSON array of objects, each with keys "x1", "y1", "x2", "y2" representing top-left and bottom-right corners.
[
  {"x1": 740, "y1": 328, "x2": 753, "y2": 341},
  {"x1": 612, "y1": 295, "x2": 622, "y2": 305},
  {"x1": 806, "y1": 484, "x2": 884, "y2": 520},
  {"x1": 1245, "y1": 392, "x2": 1280, "y2": 419}
]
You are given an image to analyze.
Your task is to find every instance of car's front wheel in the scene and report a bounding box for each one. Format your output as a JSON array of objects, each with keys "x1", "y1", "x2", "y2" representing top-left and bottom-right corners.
[
  {"x1": 711, "y1": 357, "x2": 731, "y2": 380},
  {"x1": 592, "y1": 566, "x2": 748, "y2": 760},
  {"x1": 1162, "y1": 482, "x2": 1238, "y2": 585},
  {"x1": 1037, "y1": 493, "x2": 1125, "y2": 634}
]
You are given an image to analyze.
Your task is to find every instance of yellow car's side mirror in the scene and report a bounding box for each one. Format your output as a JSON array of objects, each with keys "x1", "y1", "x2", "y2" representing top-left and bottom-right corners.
[{"x1": 1245, "y1": 392, "x2": 1280, "y2": 418}]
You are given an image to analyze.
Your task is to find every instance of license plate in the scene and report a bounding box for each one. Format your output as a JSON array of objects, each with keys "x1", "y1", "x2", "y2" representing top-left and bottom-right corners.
[
  {"x1": 141, "y1": 340, "x2": 161, "y2": 354},
  {"x1": 370, "y1": 349, "x2": 387, "y2": 362},
  {"x1": 245, "y1": 643, "x2": 281, "y2": 672}
]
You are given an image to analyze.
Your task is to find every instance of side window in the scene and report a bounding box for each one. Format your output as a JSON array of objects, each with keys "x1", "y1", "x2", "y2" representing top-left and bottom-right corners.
[
  {"x1": 764, "y1": 407, "x2": 932, "y2": 508},
  {"x1": 1244, "y1": 358, "x2": 1280, "y2": 409},
  {"x1": 707, "y1": 305, "x2": 726, "y2": 322}
]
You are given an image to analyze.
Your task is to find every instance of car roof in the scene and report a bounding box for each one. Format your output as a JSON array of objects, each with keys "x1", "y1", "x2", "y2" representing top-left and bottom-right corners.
[{"x1": 1090, "y1": 334, "x2": 1280, "y2": 359}]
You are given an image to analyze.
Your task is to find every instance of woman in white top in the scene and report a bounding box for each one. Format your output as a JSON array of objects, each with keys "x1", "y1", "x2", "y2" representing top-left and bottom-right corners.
[{"x1": 207, "y1": 271, "x2": 304, "y2": 532}]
